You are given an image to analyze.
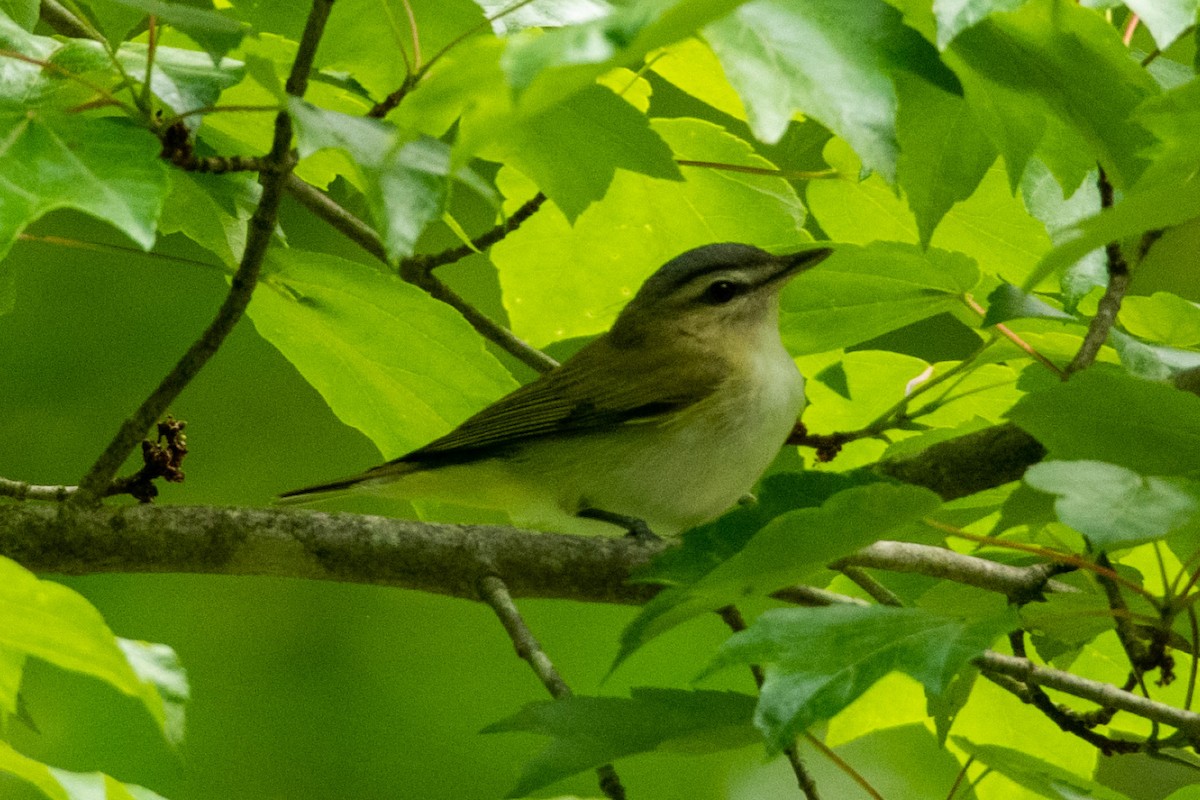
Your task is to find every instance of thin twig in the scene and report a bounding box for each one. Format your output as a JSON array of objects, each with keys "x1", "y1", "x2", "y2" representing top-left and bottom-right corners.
[
  {"x1": 398, "y1": 192, "x2": 547, "y2": 277},
  {"x1": 0, "y1": 49, "x2": 137, "y2": 116},
  {"x1": 1067, "y1": 169, "x2": 1131, "y2": 374},
  {"x1": 1188, "y1": 605, "x2": 1199, "y2": 711},
  {"x1": 839, "y1": 566, "x2": 903, "y2": 607},
  {"x1": 71, "y1": 0, "x2": 335, "y2": 504},
  {"x1": 717, "y1": 605, "x2": 821, "y2": 800},
  {"x1": 17, "y1": 234, "x2": 225, "y2": 273},
  {"x1": 962, "y1": 294, "x2": 1066, "y2": 378},
  {"x1": 945, "y1": 755, "x2": 974, "y2": 800},
  {"x1": 477, "y1": 575, "x2": 626, "y2": 800},
  {"x1": 0, "y1": 478, "x2": 75, "y2": 502},
  {"x1": 283, "y1": 175, "x2": 558, "y2": 373},
  {"x1": 139, "y1": 15, "x2": 157, "y2": 114},
  {"x1": 1122, "y1": 14, "x2": 1139, "y2": 46},
  {"x1": 803, "y1": 734, "x2": 884, "y2": 800},
  {"x1": 977, "y1": 651, "x2": 1200, "y2": 739}
]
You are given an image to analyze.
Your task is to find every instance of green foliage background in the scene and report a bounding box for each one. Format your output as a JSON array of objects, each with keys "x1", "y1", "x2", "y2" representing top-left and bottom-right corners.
[{"x1": 4, "y1": 0, "x2": 1200, "y2": 798}]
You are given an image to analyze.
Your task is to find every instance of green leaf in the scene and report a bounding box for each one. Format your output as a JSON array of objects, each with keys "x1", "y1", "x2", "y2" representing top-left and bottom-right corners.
[
  {"x1": 116, "y1": 43, "x2": 246, "y2": 116},
  {"x1": 952, "y1": 737, "x2": 1133, "y2": 800},
  {"x1": 808, "y1": 139, "x2": 1052, "y2": 285},
  {"x1": 649, "y1": 37, "x2": 748, "y2": 120},
  {"x1": 1137, "y1": 75, "x2": 1200, "y2": 188},
  {"x1": 0, "y1": 0, "x2": 37, "y2": 30},
  {"x1": 290, "y1": 100, "x2": 461, "y2": 261},
  {"x1": 931, "y1": 0, "x2": 1027, "y2": 48},
  {"x1": 247, "y1": 249, "x2": 518, "y2": 458},
  {"x1": 483, "y1": 689, "x2": 759, "y2": 798},
  {"x1": 0, "y1": 557, "x2": 174, "y2": 743},
  {"x1": 1007, "y1": 367, "x2": 1200, "y2": 475},
  {"x1": 1110, "y1": 329, "x2": 1200, "y2": 383},
  {"x1": 616, "y1": 483, "x2": 941, "y2": 670},
  {"x1": 501, "y1": 0, "x2": 746, "y2": 113},
  {"x1": 0, "y1": 113, "x2": 168, "y2": 260},
  {"x1": 945, "y1": 0, "x2": 1159, "y2": 190},
  {"x1": 1025, "y1": 460, "x2": 1200, "y2": 549},
  {"x1": 473, "y1": 0, "x2": 611, "y2": 34},
  {"x1": 1125, "y1": 0, "x2": 1199, "y2": 50},
  {"x1": 1019, "y1": 160, "x2": 1104, "y2": 310},
  {"x1": 159, "y1": 170, "x2": 259, "y2": 266},
  {"x1": 492, "y1": 117, "x2": 806, "y2": 347},
  {"x1": 704, "y1": 605, "x2": 1015, "y2": 751},
  {"x1": 118, "y1": 639, "x2": 189, "y2": 748},
  {"x1": 1121, "y1": 292, "x2": 1200, "y2": 347},
  {"x1": 0, "y1": 645, "x2": 23, "y2": 715},
  {"x1": 778, "y1": 242, "x2": 979, "y2": 355},
  {"x1": 704, "y1": 0, "x2": 951, "y2": 179},
  {"x1": 478, "y1": 83, "x2": 681, "y2": 221},
  {"x1": 981, "y1": 283, "x2": 1073, "y2": 327},
  {"x1": 88, "y1": 0, "x2": 247, "y2": 61},
  {"x1": 895, "y1": 71, "x2": 996, "y2": 245}
]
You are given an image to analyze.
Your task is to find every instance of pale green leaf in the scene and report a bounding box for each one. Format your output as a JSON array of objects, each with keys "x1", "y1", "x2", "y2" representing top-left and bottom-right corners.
[
  {"x1": 87, "y1": 0, "x2": 247, "y2": 60},
  {"x1": 932, "y1": 0, "x2": 1027, "y2": 48},
  {"x1": 704, "y1": 605, "x2": 1015, "y2": 751},
  {"x1": 649, "y1": 37, "x2": 747, "y2": 120},
  {"x1": 159, "y1": 170, "x2": 258, "y2": 266},
  {"x1": 473, "y1": 0, "x2": 611, "y2": 34},
  {"x1": 1121, "y1": 292, "x2": 1200, "y2": 347},
  {"x1": 1125, "y1": 0, "x2": 1199, "y2": 50},
  {"x1": 117, "y1": 639, "x2": 189, "y2": 748},
  {"x1": 0, "y1": 644, "x2": 23, "y2": 715},
  {"x1": 953, "y1": 738, "x2": 1133, "y2": 800},
  {"x1": 1025, "y1": 460, "x2": 1200, "y2": 549},
  {"x1": 0, "y1": 113, "x2": 167, "y2": 260},
  {"x1": 478, "y1": 83, "x2": 681, "y2": 221},
  {"x1": 1019, "y1": 159, "x2": 1104, "y2": 310},
  {"x1": 705, "y1": 0, "x2": 951, "y2": 178},
  {"x1": 778, "y1": 242, "x2": 979, "y2": 355},
  {"x1": 115, "y1": 43, "x2": 246, "y2": 116},
  {"x1": 1007, "y1": 367, "x2": 1200, "y2": 475},
  {"x1": 0, "y1": 558, "x2": 171, "y2": 742},
  {"x1": 248, "y1": 250, "x2": 518, "y2": 458},
  {"x1": 1111, "y1": 329, "x2": 1200, "y2": 383},
  {"x1": 981, "y1": 283, "x2": 1073, "y2": 327},
  {"x1": 483, "y1": 689, "x2": 758, "y2": 798},
  {"x1": 492, "y1": 117, "x2": 806, "y2": 347}
]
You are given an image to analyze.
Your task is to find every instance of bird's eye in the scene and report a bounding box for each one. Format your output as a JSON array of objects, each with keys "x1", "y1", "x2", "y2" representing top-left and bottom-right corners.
[{"x1": 700, "y1": 280, "x2": 742, "y2": 305}]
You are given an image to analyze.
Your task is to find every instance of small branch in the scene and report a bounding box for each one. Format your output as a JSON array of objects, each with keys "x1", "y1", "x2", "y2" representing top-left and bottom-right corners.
[
  {"x1": 977, "y1": 651, "x2": 1200, "y2": 739},
  {"x1": 39, "y1": 0, "x2": 104, "y2": 40},
  {"x1": 877, "y1": 423, "x2": 1046, "y2": 501},
  {"x1": 1067, "y1": 169, "x2": 1131, "y2": 375},
  {"x1": 839, "y1": 566, "x2": 903, "y2": 607},
  {"x1": 835, "y1": 541, "x2": 1074, "y2": 603},
  {"x1": 478, "y1": 575, "x2": 626, "y2": 800},
  {"x1": 718, "y1": 606, "x2": 822, "y2": 800},
  {"x1": 71, "y1": 0, "x2": 335, "y2": 504},
  {"x1": 398, "y1": 193, "x2": 547, "y2": 278},
  {"x1": 802, "y1": 734, "x2": 884, "y2": 800},
  {"x1": 1122, "y1": 14, "x2": 1139, "y2": 46},
  {"x1": 284, "y1": 176, "x2": 558, "y2": 373},
  {"x1": 139, "y1": 15, "x2": 157, "y2": 114},
  {"x1": 0, "y1": 478, "x2": 74, "y2": 502},
  {"x1": 962, "y1": 295, "x2": 1066, "y2": 378},
  {"x1": 945, "y1": 756, "x2": 974, "y2": 800}
]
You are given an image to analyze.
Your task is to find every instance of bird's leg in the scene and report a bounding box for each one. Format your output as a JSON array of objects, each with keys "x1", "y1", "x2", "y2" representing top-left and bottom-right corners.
[{"x1": 577, "y1": 507, "x2": 662, "y2": 542}]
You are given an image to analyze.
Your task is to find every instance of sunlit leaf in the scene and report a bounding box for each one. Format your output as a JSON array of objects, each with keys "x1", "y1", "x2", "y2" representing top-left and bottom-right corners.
[
  {"x1": 981, "y1": 283, "x2": 1073, "y2": 327},
  {"x1": 953, "y1": 738, "x2": 1133, "y2": 800}
]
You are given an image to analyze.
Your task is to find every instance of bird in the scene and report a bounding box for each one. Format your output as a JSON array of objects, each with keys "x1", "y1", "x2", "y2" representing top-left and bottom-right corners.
[{"x1": 280, "y1": 242, "x2": 833, "y2": 538}]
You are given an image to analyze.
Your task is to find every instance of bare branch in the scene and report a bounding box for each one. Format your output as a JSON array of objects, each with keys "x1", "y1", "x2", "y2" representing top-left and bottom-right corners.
[
  {"x1": 397, "y1": 192, "x2": 547, "y2": 278},
  {"x1": 283, "y1": 175, "x2": 558, "y2": 373},
  {"x1": 479, "y1": 575, "x2": 627, "y2": 800},
  {"x1": 977, "y1": 652, "x2": 1200, "y2": 740},
  {"x1": 71, "y1": 0, "x2": 335, "y2": 504}
]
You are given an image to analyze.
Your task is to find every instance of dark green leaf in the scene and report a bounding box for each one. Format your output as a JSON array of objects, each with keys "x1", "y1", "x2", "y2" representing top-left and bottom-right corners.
[
  {"x1": 480, "y1": 83, "x2": 681, "y2": 221},
  {"x1": 616, "y1": 483, "x2": 941, "y2": 671},
  {"x1": 1025, "y1": 460, "x2": 1200, "y2": 549},
  {"x1": 159, "y1": 170, "x2": 259, "y2": 266},
  {"x1": 117, "y1": 43, "x2": 246, "y2": 115},
  {"x1": 778, "y1": 242, "x2": 979, "y2": 355},
  {"x1": 981, "y1": 283, "x2": 1074, "y2": 327},
  {"x1": 705, "y1": 0, "x2": 951, "y2": 178},
  {"x1": 895, "y1": 71, "x2": 996, "y2": 245},
  {"x1": 932, "y1": 0, "x2": 1027, "y2": 48},
  {"x1": 0, "y1": 114, "x2": 167, "y2": 260},
  {"x1": 0, "y1": 0, "x2": 37, "y2": 30},
  {"x1": 953, "y1": 737, "x2": 1133, "y2": 800},
  {"x1": 1007, "y1": 367, "x2": 1200, "y2": 475},
  {"x1": 704, "y1": 605, "x2": 1015, "y2": 751},
  {"x1": 248, "y1": 250, "x2": 518, "y2": 458},
  {"x1": 89, "y1": 0, "x2": 247, "y2": 61},
  {"x1": 483, "y1": 689, "x2": 759, "y2": 797},
  {"x1": 945, "y1": 0, "x2": 1159, "y2": 190}
]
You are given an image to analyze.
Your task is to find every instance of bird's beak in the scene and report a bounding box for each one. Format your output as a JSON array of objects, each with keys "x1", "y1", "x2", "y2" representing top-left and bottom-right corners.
[{"x1": 763, "y1": 247, "x2": 834, "y2": 287}]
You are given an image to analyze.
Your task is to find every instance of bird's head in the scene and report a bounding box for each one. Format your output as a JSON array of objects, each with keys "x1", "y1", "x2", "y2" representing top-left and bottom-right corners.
[{"x1": 609, "y1": 243, "x2": 833, "y2": 348}]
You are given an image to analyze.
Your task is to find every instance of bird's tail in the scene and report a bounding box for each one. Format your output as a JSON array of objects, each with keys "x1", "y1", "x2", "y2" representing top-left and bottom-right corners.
[{"x1": 276, "y1": 462, "x2": 413, "y2": 505}]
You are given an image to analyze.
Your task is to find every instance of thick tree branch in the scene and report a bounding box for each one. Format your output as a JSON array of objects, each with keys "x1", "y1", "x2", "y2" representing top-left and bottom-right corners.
[
  {"x1": 71, "y1": 0, "x2": 334, "y2": 504},
  {"x1": 479, "y1": 575, "x2": 627, "y2": 800},
  {"x1": 283, "y1": 176, "x2": 558, "y2": 373}
]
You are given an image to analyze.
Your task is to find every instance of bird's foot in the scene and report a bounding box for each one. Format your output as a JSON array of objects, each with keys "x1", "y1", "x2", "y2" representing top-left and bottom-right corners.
[{"x1": 577, "y1": 508, "x2": 662, "y2": 543}]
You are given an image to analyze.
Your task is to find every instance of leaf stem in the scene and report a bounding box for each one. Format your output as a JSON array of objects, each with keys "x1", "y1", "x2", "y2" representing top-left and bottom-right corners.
[
  {"x1": 138, "y1": 15, "x2": 157, "y2": 114},
  {"x1": 676, "y1": 159, "x2": 839, "y2": 180},
  {"x1": 944, "y1": 756, "x2": 974, "y2": 800},
  {"x1": 803, "y1": 734, "x2": 884, "y2": 800},
  {"x1": 0, "y1": 49, "x2": 137, "y2": 117},
  {"x1": 961, "y1": 293, "x2": 1066, "y2": 377}
]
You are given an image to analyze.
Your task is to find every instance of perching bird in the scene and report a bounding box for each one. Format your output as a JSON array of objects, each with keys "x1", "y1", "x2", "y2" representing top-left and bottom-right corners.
[{"x1": 281, "y1": 242, "x2": 833, "y2": 538}]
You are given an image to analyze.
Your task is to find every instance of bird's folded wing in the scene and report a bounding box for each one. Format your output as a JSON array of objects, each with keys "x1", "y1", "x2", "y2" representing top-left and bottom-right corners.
[{"x1": 386, "y1": 337, "x2": 726, "y2": 469}]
